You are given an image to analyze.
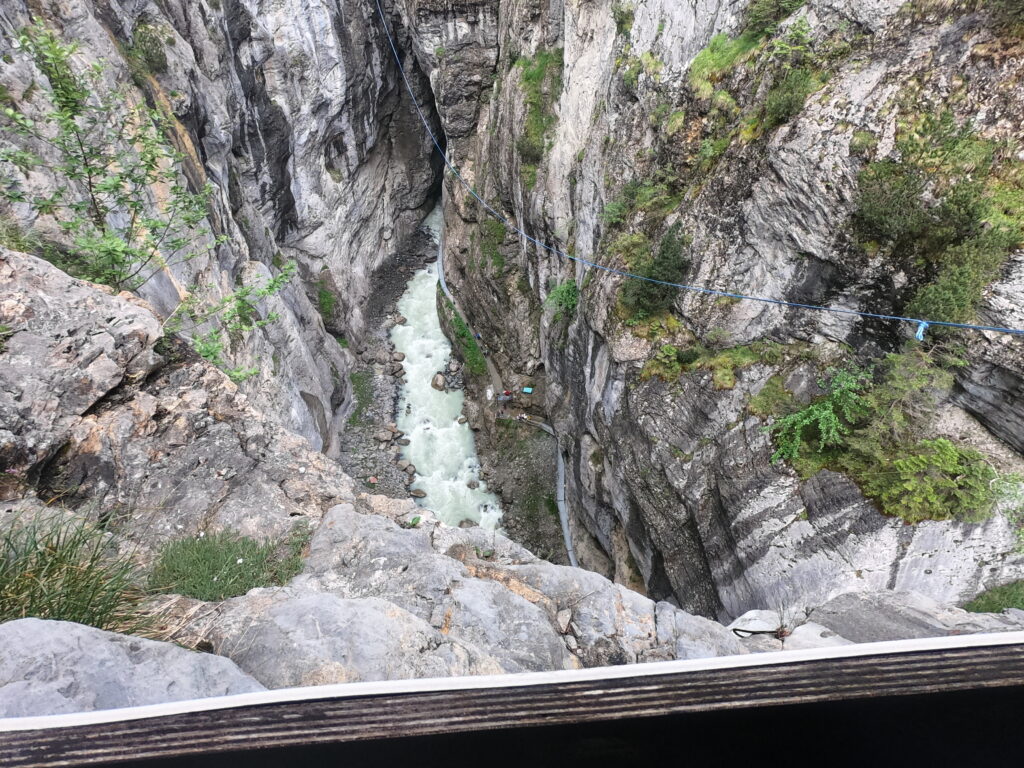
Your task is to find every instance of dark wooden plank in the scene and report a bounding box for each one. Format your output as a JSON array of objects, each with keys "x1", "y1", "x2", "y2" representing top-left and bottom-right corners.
[{"x1": 2, "y1": 641, "x2": 1023, "y2": 767}]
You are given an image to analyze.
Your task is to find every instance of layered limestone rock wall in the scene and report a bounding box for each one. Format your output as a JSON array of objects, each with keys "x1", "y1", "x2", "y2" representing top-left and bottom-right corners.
[
  {"x1": 0, "y1": 0, "x2": 441, "y2": 454},
  {"x1": 400, "y1": 0, "x2": 1024, "y2": 619}
]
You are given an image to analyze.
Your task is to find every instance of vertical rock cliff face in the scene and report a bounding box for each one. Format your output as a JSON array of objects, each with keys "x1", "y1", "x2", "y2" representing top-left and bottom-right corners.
[
  {"x1": 400, "y1": 0, "x2": 1024, "y2": 619},
  {"x1": 0, "y1": 0, "x2": 440, "y2": 455}
]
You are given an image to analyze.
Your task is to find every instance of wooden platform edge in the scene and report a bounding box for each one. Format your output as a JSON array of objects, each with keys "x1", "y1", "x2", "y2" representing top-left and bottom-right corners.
[{"x1": 2, "y1": 631, "x2": 1024, "y2": 766}]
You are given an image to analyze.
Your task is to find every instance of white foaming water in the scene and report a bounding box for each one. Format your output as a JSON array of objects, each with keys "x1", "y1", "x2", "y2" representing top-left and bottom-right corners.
[{"x1": 390, "y1": 224, "x2": 503, "y2": 530}]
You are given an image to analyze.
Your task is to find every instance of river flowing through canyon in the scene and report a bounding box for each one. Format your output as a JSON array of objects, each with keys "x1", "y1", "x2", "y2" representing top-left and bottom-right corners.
[{"x1": 390, "y1": 212, "x2": 504, "y2": 530}]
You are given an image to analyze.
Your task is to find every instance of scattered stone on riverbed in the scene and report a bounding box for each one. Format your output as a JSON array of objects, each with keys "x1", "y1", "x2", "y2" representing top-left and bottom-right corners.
[
  {"x1": 410, "y1": 489, "x2": 426, "y2": 498},
  {"x1": 458, "y1": 416, "x2": 468, "y2": 424},
  {"x1": 405, "y1": 464, "x2": 416, "y2": 475},
  {"x1": 397, "y1": 438, "x2": 411, "y2": 446},
  {"x1": 393, "y1": 352, "x2": 406, "y2": 362},
  {"x1": 395, "y1": 315, "x2": 407, "y2": 325}
]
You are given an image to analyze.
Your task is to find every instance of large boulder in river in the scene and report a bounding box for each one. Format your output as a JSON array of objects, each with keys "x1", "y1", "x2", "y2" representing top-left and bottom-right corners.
[
  {"x1": 0, "y1": 619, "x2": 264, "y2": 718},
  {"x1": 431, "y1": 372, "x2": 447, "y2": 391}
]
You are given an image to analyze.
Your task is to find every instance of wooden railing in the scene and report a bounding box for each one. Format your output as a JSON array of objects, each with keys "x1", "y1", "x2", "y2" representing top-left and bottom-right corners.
[{"x1": 2, "y1": 632, "x2": 1023, "y2": 766}]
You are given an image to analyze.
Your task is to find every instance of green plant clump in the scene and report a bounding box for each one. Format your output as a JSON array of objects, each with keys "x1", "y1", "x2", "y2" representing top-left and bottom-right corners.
[
  {"x1": 852, "y1": 112, "x2": 1023, "y2": 328},
  {"x1": 619, "y1": 223, "x2": 691, "y2": 320},
  {"x1": 515, "y1": 49, "x2": 563, "y2": 186},
  {"x1": 0, "y1": 24, "x2": 293, "y2": 379},
  {"x1": 763, "y1": 67, "x2": 817, "y2": 129},
  {"x1": 126, "y1": 21, "x2": 169, "y2": 82},
  {"x1": 480, "y1": 219, "x2": 506, "y2": 270},
  {"x1": 688, "y1": 33, "x2": 759, "y2": 99},
  {"x1": 612, "y1": 4, "x2": 634, "y2": 36},
  {"x1": 0, "y1": 515, "x2": 147, "y2": 633},
  {"x1": 347, "y1": 370, "x2": 373, "y2": 426},
  {"x1": 317, "y1": 279, "x2": 337, "y2": 317},
  {"x1": 640, "y1": 343, "x2": 683, "y2": 381},
  {"x1": 545, "y1": 279, "x2": 579, "y2": 320},
  {"x1": 965, "y1": 581, "x2": 1024, "y2": 613},
  {"x1": 447, "y1": 301, "x2": 488, "y2": 376},
  {"x1": 766, "y1": 351, "x2": 1010, "y2": 523},
  {"x1": 149, "y1": 527, "x2": 309, "y2": 602}
]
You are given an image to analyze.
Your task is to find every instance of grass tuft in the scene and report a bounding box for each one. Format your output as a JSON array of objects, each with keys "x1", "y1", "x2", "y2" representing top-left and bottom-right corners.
[
  {"x1": 0, "y1": 514, "x2": 148, "y2": 633},
  {"x1": 148, "y1": 526, "x2": 309, "y2": 602}
]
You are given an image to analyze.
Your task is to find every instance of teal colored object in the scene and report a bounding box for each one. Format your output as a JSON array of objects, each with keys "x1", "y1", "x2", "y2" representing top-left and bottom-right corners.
[{"x1": 522, "y1": 387, "x2": 534, "y2": 394}]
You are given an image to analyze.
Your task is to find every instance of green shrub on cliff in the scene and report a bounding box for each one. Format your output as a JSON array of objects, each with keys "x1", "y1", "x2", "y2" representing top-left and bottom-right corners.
[
  {"x1": 0, "y1": 24, "x2": 294, "y2": 382},
  {"x1": 619, "y1": 223, "x2": 690, "y2": 319},
  {"x1": 149, "y1": 526, "x2": 309, "y2": 602},
  {"x1": 765, "y1": 351, "x2": 1011, "y2": 523},
  {"x1": 852, "y1": 112, "x2": 1023, "y2": 329},
  {"x1": 0, "y1": 514, "x2": 147, "y2": 633},
  {"x1": 545, "y1": 280, "x2": 579, "y2": 321},
  {"x1": 515, "y1": 49, "x2": 563, "y2": 186}
]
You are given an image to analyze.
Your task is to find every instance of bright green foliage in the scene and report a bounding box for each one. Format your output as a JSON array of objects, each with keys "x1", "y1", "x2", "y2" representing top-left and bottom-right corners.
[
  {"x1": 767, "y1": 350, "x2": 1009, "y2": 522},
  {"x1": 768, "y1": 368, "x2": 871, "y2": 462},
  {"x1": 0, "y1": 324, "x2": 13, "y2": 353},
  {"x1": 317, "y1": 279, "x2": 337, "y2": 317},
  {"x1": 697, "y1": 136, "x2": 730, "y2": 171},
  {"x1": 685, "y1": 341, "x2": 787, "y2": 389},
  {"x1": 688, "y1": 33, "x2": 759, "y2": 99},
  {"x1": 666, "y1": 110, "x2": 687, "y2": 136},
  {"x1": 149, "y1": 526, "x2": 309, "y2": 602},
  {"x1": 601, "y1": 173, "x2": 682, "y2": 229},
  {"x1": 480, "y1": 219, "x2": 506, "y2": 270},
  {"x1": 850, "y1": 130, "x2": 877, "y2": 157},
  {"x1": 0, "y1": 25, "x2": 294, "y2": 378},
  {"x1": 1, "y1": 25, "x2": 216, "y2": 291},
  {"x1": 966, "y1": 581, "x2": 1024, "y2": 613},
  {"x1": 858, "y1": 439, "x2": 996, "y2": 524},
  {"x1": 447, "y1": 301, "x2": 487, "y2": 376},
  {"x1": 0, "y1": 515, "x2": 147, "y2": 633},
  {"x1": 688, "y1": 0, "x2": 804, "y2": 98},
  {"x1": 641, "y1": 344, "x2": 683, "y2": 381},
  {"x1": 545, "y1": 280, "x2": 579, "y2": 320},
  {"x1": 347, "y1": 370, "x2": 373, "y2": 426},
  {"x1": 515, "y1": 49, "x2": 563, "y2": 186},
  {"x1": 619, "y1": 223, "x2": 690, "y2": 320}
]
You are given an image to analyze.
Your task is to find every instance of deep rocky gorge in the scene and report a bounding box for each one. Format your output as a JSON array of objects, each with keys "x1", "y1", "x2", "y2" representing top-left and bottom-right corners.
[{"x1": 2, "y1": 0, "x2": 1024, "y2": 718}]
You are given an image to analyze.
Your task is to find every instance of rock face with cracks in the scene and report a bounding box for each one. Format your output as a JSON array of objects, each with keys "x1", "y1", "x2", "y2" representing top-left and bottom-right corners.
[{"x1": 399, "y1": 0, "x2": 1024, "y2": 619}]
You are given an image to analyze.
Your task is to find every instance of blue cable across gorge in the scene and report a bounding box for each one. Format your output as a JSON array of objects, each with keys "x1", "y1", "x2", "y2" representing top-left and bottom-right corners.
[{"x1": 371, "y1": 0, "x2": 1024, "y2": 343}]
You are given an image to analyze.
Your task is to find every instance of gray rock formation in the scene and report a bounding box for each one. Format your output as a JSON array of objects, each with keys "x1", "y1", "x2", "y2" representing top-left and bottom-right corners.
[
  {"x1": 0, "y1": 0, "x2": 441, "y2": 453},
  {"x1": 0, "y1": 252, "x2": 352, "y2": 548},
  {"x1": 809, "y1": 591, "x2": 1024, "y2": 644},
  {"x1": 405, "y1": 0, "x2": 1024, "y2": 620},
  {"x1": 0, "y1": 618, "x2": 264, "y2": 718}
]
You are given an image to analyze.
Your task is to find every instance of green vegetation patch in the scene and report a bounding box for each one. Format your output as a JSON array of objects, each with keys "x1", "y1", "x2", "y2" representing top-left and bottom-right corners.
[
  {"x1": 480, "y1": 219, "x2": 507, "y2": 270},
  {"x1": 446, "y1": 300, "x2": 487, "y2": 376},
  {"x1": 619, "y1": 223, "x2": 691, "y2": 320},
  {"x1": 0, "y1": 514, "x2": 148, "y2": 633},
  {"x1": 347, "y1": 370, "x2": 373, "y2": 426},
  {"x1": 545, "y1": 279, "x2": 579, "y2": 321},
  {"x1": 965, "y1": 581, "x2": 1024, "y2": 613},
  {"x1": 612, "y1": 3, "x2": 634, "y2": 36},
  {"x1": 748, "y1": 373, "x2": 796, "y2": 418},
  {"x1": 685, "y1": 340, "x2": 786, "y2": 389},
  {"x1": 515, "y1": 49, "x2": 563, "y2": 187},
  {"x1": 765, "y1": 350, "x2": 1015, "y2": 523},
  {"x1": 149, "y1": 526, "x2": 309, "y2": 602},
  {"x1": 317, "y1": 279, "x2": 337, "y2": 317},
  {"x1": 640, "y1": 343, "x2": 683, "y2": 381},
  {"x1": 688, "y1": 32, "x2": 760, "y2": 99},
  {"x1": 852, "y1": 112, "x2": 1023, "y2": 328}
]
